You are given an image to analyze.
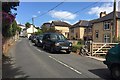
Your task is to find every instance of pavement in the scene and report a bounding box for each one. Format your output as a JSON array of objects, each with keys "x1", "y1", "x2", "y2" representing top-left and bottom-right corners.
[
  {"x1": 71, "y1": 52, "x2": 106, "y2": 62},
  {"x1": 86, "y1": 56, "x2": 105, "y2": 62}
]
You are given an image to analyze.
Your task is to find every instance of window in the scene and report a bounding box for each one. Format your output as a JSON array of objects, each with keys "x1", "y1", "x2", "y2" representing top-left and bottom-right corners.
[
  {"x1": 71, "y1": 29, "x2": 74, "y2": 33},
  {"x1": 95, "y1": 31, "x2": 99, "y2": 38},
  {"x1": 104, "y1": 34, "x2": 110, "y2": 43},
  {"x1": 84, "y1": 29, "x2": 87, "y2": 33},
  {"x1": 76, "y1": 33, "x2": 78, "y2": 38},
  {"x1": 88, "y1": 28, "x2": 92, "y2": 32},
  {"x1": 104, "y1": 22, "x2": 110, "y2": 30}
]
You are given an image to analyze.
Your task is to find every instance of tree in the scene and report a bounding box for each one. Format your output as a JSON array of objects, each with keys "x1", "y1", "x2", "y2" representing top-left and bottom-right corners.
[
  {"x1": 2, "y1": 1, "x2": 19, "y2": 14},
  {"x1": 41, "y1": 25, "x2": 48, "y2": 33},
  {"x1": 25, "y1": 22, "x2": 31, "y2": 28},
  {"x1": 2, "y1": 1, "x2": 20, "y2": 38},
  {"x1": 34, "y1": 29, "x2": 43, "y2": 35},
  {"x1": 48, "y1": 27, "x2": 56, "y2": 32}
]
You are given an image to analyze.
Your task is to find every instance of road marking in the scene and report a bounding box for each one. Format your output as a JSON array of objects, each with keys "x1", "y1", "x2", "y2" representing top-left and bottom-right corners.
[
  {"x1": 36, "y1": 48, "x2": 42, "y2": 52},
  {"x1": 49, "y1": 56, "x2": 82, "y2": 75},
  {"x1": 29, "y1": 41, "x2": 32, "y2": 46},
  {"x1": 29, "y1": 41, "x2": 43, "y2": 52}
]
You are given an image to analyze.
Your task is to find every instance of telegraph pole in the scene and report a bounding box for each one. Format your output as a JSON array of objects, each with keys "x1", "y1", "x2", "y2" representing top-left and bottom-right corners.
[
  {"x1": 32, "y1": 17, "x2": 34, "y2": 34},
  {"x1": 113, "y1": 0, "x2": 116, "y2": 42}
]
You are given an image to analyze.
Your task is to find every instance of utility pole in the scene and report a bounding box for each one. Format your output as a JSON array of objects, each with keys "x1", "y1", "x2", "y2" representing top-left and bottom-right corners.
[
  {"x1": 113, "y1": 0, "x2": 116, "y2": 42},
  {"x1": 32, "y1": 17, "x2": 34, "y2": 34}
]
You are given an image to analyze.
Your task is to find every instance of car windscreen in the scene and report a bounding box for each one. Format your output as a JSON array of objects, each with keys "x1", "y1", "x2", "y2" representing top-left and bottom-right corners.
[
  {"x1": 50, "y1": 34, "x2": 66, "y2": 40},
  {"x1": 38, "y1": 35, "x2": 43, "y2": 40}
]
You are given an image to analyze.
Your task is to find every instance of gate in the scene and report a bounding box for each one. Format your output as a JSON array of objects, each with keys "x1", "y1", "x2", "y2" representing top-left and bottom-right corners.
[{"x1": 89, "y1": 43, "x2": 118, "y2": 56}]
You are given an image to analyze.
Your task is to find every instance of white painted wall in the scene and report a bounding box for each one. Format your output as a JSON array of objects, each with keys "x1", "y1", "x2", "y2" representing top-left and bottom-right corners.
[{"x1": 26, "y1": 25, "x2": 38, "y2": 38}]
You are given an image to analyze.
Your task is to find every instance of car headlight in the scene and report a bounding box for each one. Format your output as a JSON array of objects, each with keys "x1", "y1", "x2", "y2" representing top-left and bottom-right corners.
[
  {"x1": 69, "y1": 43, "x2": 72, "y2": 46},
  {"x1": 39, "y1": 40, "x2": 42, "y2": 43},
  {"x1": 55, "y1": 43, "x2": 60, "y2": 46}
]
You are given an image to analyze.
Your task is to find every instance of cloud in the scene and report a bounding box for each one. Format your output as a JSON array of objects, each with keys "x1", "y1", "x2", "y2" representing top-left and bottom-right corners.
[
  {"x1": 32, "y1": 15, "x2": 37, "y2": 18},
  {"x1": 16, "y1": 20, "x2": 20, "y2": 24},
  {"x1": 49, "y1": 10, "x2": 77, "y2": 20},
  {"x1": 38, "y1": 11, "x2": 41, "y2": 14},
  {"x1": 88, "y1": 2, "x2": 119, "y2": 17}
]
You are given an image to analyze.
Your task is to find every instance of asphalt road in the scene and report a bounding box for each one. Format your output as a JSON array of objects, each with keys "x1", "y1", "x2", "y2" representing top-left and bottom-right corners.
[{"x1": 3, "y1": 38, "x2": 113, "y2": 79}]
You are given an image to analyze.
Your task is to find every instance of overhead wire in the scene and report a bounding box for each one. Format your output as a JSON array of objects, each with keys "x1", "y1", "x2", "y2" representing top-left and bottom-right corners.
[
  {"x1": 60, "y1": 0, "x2": 102, "y2": 21},
  {"x1": 26, "y1": 0, "x2": 66, "y2": 23}
]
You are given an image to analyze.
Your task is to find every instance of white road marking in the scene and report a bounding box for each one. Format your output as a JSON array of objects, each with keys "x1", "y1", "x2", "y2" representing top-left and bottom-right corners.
[
  {"x1": 36, "y1": 48, "x2": 42, "y2": 52},
  {"x1": 29, "y1": 41, "x2": 32, "y2": 46},
  {"x1": 49, "y1": 56, "x2": 82, "y2": 75},
  {"x1": 29, "y1": 41, "x2": 43, "y2": 52}
]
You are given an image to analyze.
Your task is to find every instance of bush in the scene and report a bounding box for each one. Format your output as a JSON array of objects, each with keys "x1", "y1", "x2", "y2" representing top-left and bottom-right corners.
[
  {"x1": 77, "y1": 39, "x2": 84, "y2": 45},
  {"x1": 72, "y1": 44, "x2": 83, "y2": 52}
]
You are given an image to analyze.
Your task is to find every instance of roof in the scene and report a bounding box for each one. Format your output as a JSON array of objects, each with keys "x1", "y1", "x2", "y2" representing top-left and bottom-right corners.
[
  {"x1": 52, "y1": 21, "x2": 71, "y2": 27},
  {"x1": 71, "y1": 20, "x2": 89, "y2": 29},
  {"x1": 90, "y1": 11, "x2": 120, "y2": 23}
]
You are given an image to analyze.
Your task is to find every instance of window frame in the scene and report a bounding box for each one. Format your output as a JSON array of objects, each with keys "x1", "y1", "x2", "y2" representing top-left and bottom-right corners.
[
  {"x1": 95, "y1": 30, "x2": 99, "y2": 39},
  {"x1": 104, "y1": 34, "x2": 110, "y2": 43},
  {"x1": 104, "y1": 22, "x2": 111, "y2": 30}
]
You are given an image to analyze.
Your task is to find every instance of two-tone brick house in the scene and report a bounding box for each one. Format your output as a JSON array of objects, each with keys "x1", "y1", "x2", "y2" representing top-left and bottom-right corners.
[
  {"x1": 69, "y1": 11, "x2": 120, "y2": 43},
  {"x1": 91, "y1": 11, "x2": 120, "y2": 43}
]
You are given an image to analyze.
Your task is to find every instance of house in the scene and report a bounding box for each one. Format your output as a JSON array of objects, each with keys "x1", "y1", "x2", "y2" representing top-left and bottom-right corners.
[
  {"x1": 69, "y1": 20, "x2": 89, "y2": 40},
  {"x1": 26, "y1": 24, "x2": 38, "y2": 38},
  {"x1": 91, "y1": 11, "x2": 120, "y2": 43},
  {"x1": 18, "y1": 24, "x2": 27, "y2": 37},
  {"x1": 51, "y1": 21, "x2": 71, "y2": 38}
]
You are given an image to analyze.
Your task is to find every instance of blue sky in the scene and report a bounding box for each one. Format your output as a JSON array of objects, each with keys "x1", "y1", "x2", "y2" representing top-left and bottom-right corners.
[{"x1": 15, "y1": 1, "x2": 119, "y2": 27}]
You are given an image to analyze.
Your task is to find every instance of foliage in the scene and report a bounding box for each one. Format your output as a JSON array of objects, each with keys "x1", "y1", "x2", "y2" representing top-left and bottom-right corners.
[
  {"x1": 25, "y1": 22, "x2": 31, "y2": 28},
  {"x1": 41, "y1": 25, "x2": 48, "y2": 33},
  {"x1": 2, "y1": 1, "x2": 19, "y2": 14},
  {"x1": 41, "y1": 25, "x2": 56, "y2": 33},
  {"x1": 77, "y1": 39, "x2": 84, "y2": 45},
  {"x1": 34, "y1": 29, "x2": 43, "y2": 35},
  {"x1": 72, "y1": 44, "x2": 83, "y2": 52},
  {"x1": 17, "y1": 26, "x2": 22, "y2": 34},
  {"x1": 2, "y1": 1, "x2": 20, "y2": 38},
  {"x1": 48, "y1": 27, "x2": 56, "y2": 32},
  {"x1": 2, "y1": 20, "x2": 18, "y2": 37}
]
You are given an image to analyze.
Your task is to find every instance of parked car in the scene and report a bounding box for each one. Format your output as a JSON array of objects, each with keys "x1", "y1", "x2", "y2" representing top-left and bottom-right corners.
[
  {"x1": 103, "y1": 43, "x2": 120, "y2": 80},
  {"x1": 30, "y1": 35, "x2": 37, "y2": 43},
  {"x1": 34, "y1": 34, "x2": 43, "y2": 47},
  {"x1": 42, "y1": 33, "x2": 72, "y2": 53}
]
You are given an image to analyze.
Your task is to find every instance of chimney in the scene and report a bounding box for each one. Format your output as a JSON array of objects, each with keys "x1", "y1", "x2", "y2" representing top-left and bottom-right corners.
[{"x1": 100, "y1": 11, "x2": 106, "y2": 18}]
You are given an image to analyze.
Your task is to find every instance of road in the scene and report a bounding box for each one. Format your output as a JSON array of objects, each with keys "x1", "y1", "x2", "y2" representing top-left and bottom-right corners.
[{"x1": 3, "y1": 38, "x2": 112, "y2": 79}]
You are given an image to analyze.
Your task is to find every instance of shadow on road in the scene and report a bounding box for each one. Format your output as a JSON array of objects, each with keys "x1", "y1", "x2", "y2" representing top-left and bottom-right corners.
[
  {"x1": 2, "y1": 55, "x2": 29, "y2": 79},
  {"x1": 88, "y1": 68, "x2": 113, "y2": 80}
]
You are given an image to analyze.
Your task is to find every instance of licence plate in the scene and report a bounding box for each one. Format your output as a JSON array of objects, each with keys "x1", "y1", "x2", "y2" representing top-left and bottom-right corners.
[{"x1": 62, "y1": 47, "x2": 68, "y2": 49}]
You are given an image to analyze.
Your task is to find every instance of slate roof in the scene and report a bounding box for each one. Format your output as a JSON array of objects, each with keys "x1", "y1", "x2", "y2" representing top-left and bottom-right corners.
[
  {"x1": 71, "y1": 20, "x2": 89, "y2": 29},
  {"x1": 52, "y1": 21, "x2": 71, "y2": 27},
  {"x1": 90, "y1": 11, "x2": 120, "y2": 23}
]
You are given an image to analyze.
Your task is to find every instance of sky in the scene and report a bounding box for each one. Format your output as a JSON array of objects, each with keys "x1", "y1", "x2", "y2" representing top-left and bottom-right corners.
[{"x1": 15, "y1": 0, "x2": 120, "y2": 27}]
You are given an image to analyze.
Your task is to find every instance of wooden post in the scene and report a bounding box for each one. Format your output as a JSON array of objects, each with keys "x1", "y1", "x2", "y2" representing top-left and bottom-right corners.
[{"x1": 90, "y1": 41, "x2": 93, "y2": 56}]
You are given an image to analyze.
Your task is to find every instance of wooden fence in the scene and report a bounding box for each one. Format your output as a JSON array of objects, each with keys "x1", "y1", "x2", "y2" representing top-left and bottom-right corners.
[{"x1": 89, "y1": 42, "x2": 118, "y2": 56}]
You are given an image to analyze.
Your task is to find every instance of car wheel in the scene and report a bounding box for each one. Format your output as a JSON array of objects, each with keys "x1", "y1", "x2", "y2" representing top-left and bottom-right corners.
[
  {"x1": 66, "y1": 51, "x2": 71, "y2": 54},
  {"x1": 43, "y1": 45, "x2": 46, "y2": 50},
  {"x1": 50, "y1": 47, "x2": 54, "y2": 53},
  {"x1": 111, "y1": 65, "x2": 120, "y2": 80}
]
